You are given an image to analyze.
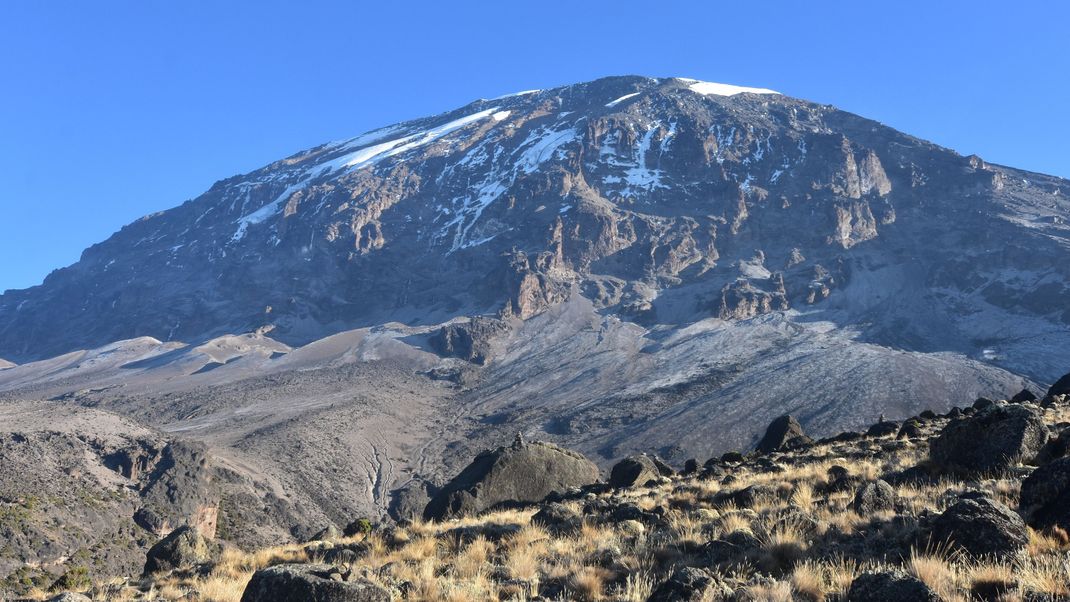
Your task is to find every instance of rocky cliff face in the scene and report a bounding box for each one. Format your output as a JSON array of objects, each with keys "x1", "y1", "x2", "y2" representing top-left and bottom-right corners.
[{"x1": 3, "y1": 75, "x2": 1067, "y2": 372}]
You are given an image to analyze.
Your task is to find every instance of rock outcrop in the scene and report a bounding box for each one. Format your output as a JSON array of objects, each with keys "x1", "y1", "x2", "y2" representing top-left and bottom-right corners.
[
  {"x1": 851, "y1": 480, "x2": 898, "y2": 514},
  {"x1": 423, "y1": 436, "x2": 600, "y2": 521},
  {"x1": 929, "y1": 497, "x2": 1029, "y2": 559},
  {"x1": 847, "y1": 571, "x2": 940, "y2": 601},
  {"x1": 929, "y1": 404, "x2": 1048, "y2": 473},
  {"x1": 608, "y1": 455, "x2": 666, "y2": 488},
  {"x1": 428, "y1": 317, "x2": 509, "y2": 365},
  {"x1": 1047, "y1": 371, "x2": 1070, "y2": 398},
  {"x1": 648, "y1": 566, "x2": 734, "y2": 602},
  {"x1": 143, "y1": 526, "x2": 212, "y2": 575},
  {"x1": 1019, "y1": 456, "x2": 1070, "y2": 530},
  {"x1": 755, "y1": 415, "x2": 812, "y2": 453},
  {"x1": 240, "y1": 563, "x2": 390, "y2": 602}
]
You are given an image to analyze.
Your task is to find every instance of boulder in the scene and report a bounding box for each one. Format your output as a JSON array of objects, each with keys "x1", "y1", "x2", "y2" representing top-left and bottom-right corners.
[
  {"x1": 720, "y1": 451, "x2": 745, "y2": 463},
  {"x1": 1048, "y1": 372, "x2": 1070, "y2": 398},
  {"x1": 851, "y1": 480, "x2": 898, "y2": 514},
  {"x1": 897, "y1": 419, "x2": 924, "y2": 439},
  {"x1": 143, "y1": 525, "x2": 212, "y2": 575},
  {"x1": 1036, "y1": 427, "x2": 1070, "y2": 465},
  {"x1": 930, "y1": 404, "x2": 1048, "y2": 473},
  {"x1": 930, "y1": 497, "x2": 1028, "y2": 559},
  {"x1": 1019, "y1": 457, "x2": 1070, "y2": 530},
  {"x1": 387, "y1": 480, "x2": 435, "y2": 522},
  {"x1": 609, "y1": 455, "x2": 662, "y2": 488},
  {"x1": 867, "y1": 420, "x2": 900, "y2": 437},
  {"x1": 306, "y1": 525, "x2": 341, "y2": 542},
  {"x1": 847, "y1": 571, "x2": 940, "y2": 601},
  {"x1": 647, "y1": 566, "x2": 734, "y2": 602},
  {"x1": 755, "y1": 415, "x2": 812, "y2": 454},
  {"x1": 423, "y1": 436, "x2": 600, "y2": 521},
  {"x1": 531, "y1": 502, "x2": 582, "y2": 535},
  {"x1": 240, "y1": 563, "x2": 390, "y2": 602},
  {"x1": 1011, "y1": 389, "x2": 1038, "y2": 403}
]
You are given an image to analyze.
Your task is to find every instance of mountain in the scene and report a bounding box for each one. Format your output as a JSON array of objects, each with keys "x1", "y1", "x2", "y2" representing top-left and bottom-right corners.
[{"x1": 1, "y1": 75, "x2": 1068, "y2": 534}]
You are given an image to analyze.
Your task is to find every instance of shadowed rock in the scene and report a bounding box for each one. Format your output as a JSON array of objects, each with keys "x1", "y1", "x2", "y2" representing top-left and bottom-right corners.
[
  {"x1": 848, "y1": 571, "x2": 940, "y2": 601},
  {"x1": 648, "y1": 566, "x2": 734, "y2": 602},
  {"x1": 1019, "y1": 457, "x2": 1070, "y2": 531},
  {"x1": 930, "y1": 497, "x2": 1028, "y2": 559},
  {"x1": 423, "y1": 436, "x2": 599, "y2": 521},
  {"x1": 1047, "y1": 371, "x2": 1070, "y2": 398},
  {"x1": 240, "y1": 563, "x2": 390, "y2": 602},
  {"x1": 755, "y1": 415, "x2": 812, "y2": 454}
]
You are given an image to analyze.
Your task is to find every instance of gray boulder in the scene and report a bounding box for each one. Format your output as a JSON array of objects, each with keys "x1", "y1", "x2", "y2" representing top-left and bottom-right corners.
[
  {"x1": 143, "y1": 525, "x2": 212, "y2": 575},
  {"x1": 755, "y1": 415, "x2": 812, "y2": 454},
  {"x1": 240, "y1": 563, "x2": 390, "y2": 602},
  {"x1": 930, "y1": 403, "x2": 1048, "y2": 473},
  {"x1": 423, "y1": 436, "x2": 600, "y2": 521},
  {"x1": 609, "y1": 455, "x2": 662, "y2": 488},
  {"x1": 930, "y1": 497, "x2": 1028, "y2": 559},
  {"x1": 306, "y1": 525, "x2": 341, "y2": 542},
  {"x1": 1019, "y1": 457, "x2": 1070, "y2": 530},
  {"x1": 847, "y1": 571, "x2": 940, "y2": 601},
  {"x1": 851, "y1": 480, "x2": 898, "y2": 514}
]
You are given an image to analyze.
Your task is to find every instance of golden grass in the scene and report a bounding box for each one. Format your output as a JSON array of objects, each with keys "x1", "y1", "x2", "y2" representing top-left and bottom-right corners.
[{"x1": 52, "y1": 411, "x2": 1070, "y2": 602}]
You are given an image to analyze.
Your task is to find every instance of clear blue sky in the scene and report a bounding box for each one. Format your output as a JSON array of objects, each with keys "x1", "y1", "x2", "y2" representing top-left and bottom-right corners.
[{"x1": 2, "y1": 1, "x2": 1068, "y2": 292}]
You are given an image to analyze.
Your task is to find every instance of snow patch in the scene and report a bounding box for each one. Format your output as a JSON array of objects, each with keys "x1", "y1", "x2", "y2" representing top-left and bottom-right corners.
[
  {"x1": 683, "y1": 79, "x2": 779, "y2": 97},
  {"x1": 489, "y1": 89, "x2": 540, "y2": 100},
  {"x1": 605, "y1": 92, "x2": 640, "y2": 108},
  {"x1": 230, "y1": 108, "x2": 501, "y2": 242}
]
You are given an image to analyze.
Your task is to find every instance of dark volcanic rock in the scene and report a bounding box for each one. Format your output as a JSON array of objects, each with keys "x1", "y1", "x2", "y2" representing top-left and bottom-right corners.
[
  {"x1": 851, "y1": 479, "x2": 898, "y2": 514},
  {"x1": 930, "y1": 404, "x2": 1048, "y2": 473},
  {"x1": 423, "y1": 437, "x2": 599, "y2": 521},
  {"x1": 609, "y1": 455, "x2": 662, "y2": 488},
  {"x1": 428, "y1": 317, "x2": 509, "y2": 365},
  {"x1": 847, "y1": 571, "x2": 940, "y2": 601},
  {"x1": 648, "y1": 566, "x2": 733, "y2": 602},
  {"x1": 240, "y1": 563, "x2": 390, "y2": 602},
  {"x1": 143, "y1": 525, "x2": 212, "y2": 575},
  {"x1": 1011, "y1": 388, "x2": 1038, "y2": 403},
  {"x1": 930, "y1": 497, "x2": 1028, "y2": 559},
  {"x1": 387, "y1": 480, "x2": 435, "y2": 522},
  {"x1": 1019, "y1": 457, "x2": 1070, "y2": 530},
  {"x1": 867, "y1": 420, "x2": 900, "y2": 437},
  {"x1": 1048, "y1": 372, "x2": 1070, "y2": 398},
  {"x1": 531, "y1": 502, "x2": 583, "y2": 535},
  {"x1": 755, "y1": 415, "x2": 812, "y2": 454}
]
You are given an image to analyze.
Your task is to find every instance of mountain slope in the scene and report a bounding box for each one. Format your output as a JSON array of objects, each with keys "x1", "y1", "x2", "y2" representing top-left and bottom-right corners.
[
  {"x1": 0, "y1": 75, "x2": 1068, "y2": 528},
  {"x1": 4, "y1": 75, "x2": 1068, "y2": 370}
]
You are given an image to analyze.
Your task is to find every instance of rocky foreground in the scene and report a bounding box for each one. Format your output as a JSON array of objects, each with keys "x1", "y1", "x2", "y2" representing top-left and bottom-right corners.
[{"x1": 18, "y1": 373, "x2": 1070, "y2": 601}]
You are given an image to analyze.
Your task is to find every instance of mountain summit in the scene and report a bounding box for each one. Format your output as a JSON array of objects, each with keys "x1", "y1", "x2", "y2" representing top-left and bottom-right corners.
[{"x1": 3, "y1": 75, "x2": 1068, "y2": 371}]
